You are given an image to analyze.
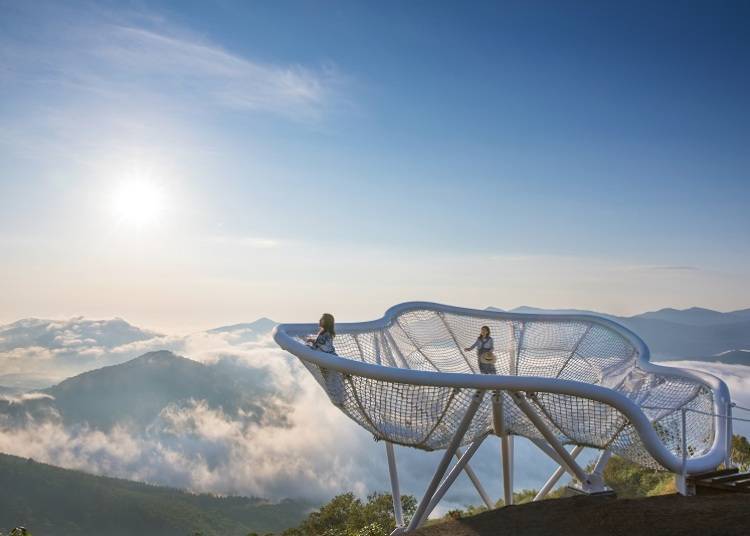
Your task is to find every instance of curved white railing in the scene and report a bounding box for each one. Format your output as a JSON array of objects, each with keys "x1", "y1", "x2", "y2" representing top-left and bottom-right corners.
[{"x1": 274, "y1": 302, "x2": 731, "y2": 475}]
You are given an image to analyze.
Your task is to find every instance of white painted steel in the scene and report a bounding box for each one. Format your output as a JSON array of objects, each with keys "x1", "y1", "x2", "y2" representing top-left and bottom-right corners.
[
  {"x1": 424, "y1": 438, "x2": 487, "y2": 519},
  {"x1": 533, "y1": 445, "x2": 585, "y2": 501},
  {"x1": 589, "y1": 449, "x2": 612, "y2": 492},
  {"x1": 273, "y1": 302, "x2": 731, "y2": 476},
  {"x1": 510, "y1": 392, "x2": 591, "y2": 486},
  {"x1": 491, "y1": 392, "x2": 514, "y2": 506},
  {"x1": 385, "y1": 442, "x2": 404, "y2": 527},
  {"x1": 407, "y1": 391, "x2": 485, "y2": 531},
  {"x1": 529, "y1": 437, "x2": 571, "y2": 470},
  {"x1": 454, "y1": 448, "x2": 493, "y2": 509}
]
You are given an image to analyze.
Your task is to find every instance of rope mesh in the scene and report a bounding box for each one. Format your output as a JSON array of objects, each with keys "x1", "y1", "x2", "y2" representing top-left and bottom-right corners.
[{"x1": 293, "y1": 308, "x2": 717, "y2": 469}]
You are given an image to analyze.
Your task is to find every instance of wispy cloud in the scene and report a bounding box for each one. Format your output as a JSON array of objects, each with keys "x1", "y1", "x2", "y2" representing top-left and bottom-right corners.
[
  {"x1": 85, "y1": 24, "x2": 339, "y2": 121},
  {"x1": 0, "y1": 3, "x2": 341, "y2": 123},
  {"x1": 623, "y1": 265, "x2": 702, "y2": 273}
]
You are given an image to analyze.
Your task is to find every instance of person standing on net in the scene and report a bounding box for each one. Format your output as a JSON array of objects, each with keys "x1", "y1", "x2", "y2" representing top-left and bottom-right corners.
[{"x1": 465, "y1": 325, "x2": 496, "y2": 374}]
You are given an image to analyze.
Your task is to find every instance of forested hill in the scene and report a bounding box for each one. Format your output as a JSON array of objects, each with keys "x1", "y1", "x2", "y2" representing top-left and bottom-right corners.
[{"x1": 0, "y1": 454, "x2": 311, "y2": 536}]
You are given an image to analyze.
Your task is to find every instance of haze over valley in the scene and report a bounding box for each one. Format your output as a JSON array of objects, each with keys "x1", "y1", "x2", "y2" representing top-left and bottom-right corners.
[{"x1": 2, "y1": 304, "x2": 749, "y2": 515}]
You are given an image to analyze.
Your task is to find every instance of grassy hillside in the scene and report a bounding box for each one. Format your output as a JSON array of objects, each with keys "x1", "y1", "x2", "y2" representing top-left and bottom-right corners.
[{"x1": 0, "y1": 453, "x2": 311, "y2": 536}]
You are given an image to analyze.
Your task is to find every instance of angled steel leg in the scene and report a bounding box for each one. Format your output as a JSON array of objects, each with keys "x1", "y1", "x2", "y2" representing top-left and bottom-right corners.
[
  {"x1": 529, "y1": 436, "x2": 568, "y2": 467},
  {"x1": 455, "y1": 447, "x2": 493, "y2": 508},
  {"x1": 533, "y1": 445, "x2": 584, "y2": 501},
  {"x1": 407, "y1": 390, "x2": 485, "y2": 531},
  {"x1": 588, "y1": 448, "x2": 611, "y2": 492},
  {"x1": 423, "y1": 437, "x2": 487, "y2": 519},
  {"x1": 510, "y1": 391, "x2": 591, "y2": 487},
  {"x1": 385, "y1": 442, "x2": 404, "y2": 528}
]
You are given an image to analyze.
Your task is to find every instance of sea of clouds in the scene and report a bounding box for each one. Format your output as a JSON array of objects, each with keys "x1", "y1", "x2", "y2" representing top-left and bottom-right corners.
[{"x1": 1, "y1": 319, "x2": 749, "y2": 513}]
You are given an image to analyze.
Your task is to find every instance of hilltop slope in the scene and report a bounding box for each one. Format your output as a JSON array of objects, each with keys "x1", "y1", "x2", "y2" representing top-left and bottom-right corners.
[
  {"x1": 415, "y1": 493, "x2": 750, "y2": 536},
  {"x1": 0, "y1": 453, "x2": 311, "y2": 536}
]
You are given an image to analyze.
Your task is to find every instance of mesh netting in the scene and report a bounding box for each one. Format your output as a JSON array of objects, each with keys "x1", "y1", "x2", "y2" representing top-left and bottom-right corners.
[{"x1": 292, "y1": 308, "x2": 716, "y2": 469}]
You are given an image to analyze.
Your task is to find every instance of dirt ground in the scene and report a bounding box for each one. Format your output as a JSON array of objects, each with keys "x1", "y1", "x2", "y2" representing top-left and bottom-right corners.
[{"x1": 414, "y1": 493, "x2": 750, "y2": 536}]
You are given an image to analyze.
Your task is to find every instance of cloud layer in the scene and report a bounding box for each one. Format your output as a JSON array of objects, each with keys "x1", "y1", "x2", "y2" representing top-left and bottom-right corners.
[
  {"x1": 1, "y1": 315, "x2": 749, "y2": 511},
  {"x1": 0, "y1": 321, "x2": 565, "y2": 509}
]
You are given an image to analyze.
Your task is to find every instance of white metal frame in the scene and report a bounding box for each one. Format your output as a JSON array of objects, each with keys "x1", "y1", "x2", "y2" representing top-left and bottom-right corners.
[{"x1": 274, "y1": 302, "x2": 732, "y2": 530}]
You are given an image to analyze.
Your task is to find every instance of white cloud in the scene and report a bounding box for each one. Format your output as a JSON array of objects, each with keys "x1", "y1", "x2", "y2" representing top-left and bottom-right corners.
[
  {"x1": 663, "y1": 361, "x2": 750, "y2": 438},
  {"x1": 0, "y1": 392, "x2": 54, "y2": 404},
  {"x1": 0, "y1": 335, "x2": 372, "y2": 500},
  {"x1": 86, "y1": 24, "x2": 337, "y2": 121},
  {"x1": 0, "y1": 3, "x2": 340, "y2": 123},
  {"x1": 4, "y1": 317, "x2": 748, "y2": 509},
  {"x1": 0, "y1": 327, "x2": 562, "y2": 507}
]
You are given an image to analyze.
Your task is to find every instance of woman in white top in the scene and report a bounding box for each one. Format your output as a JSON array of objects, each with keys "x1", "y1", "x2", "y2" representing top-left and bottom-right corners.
[
  {"x1": 464, "y1": 325, "x2": 495, "y2": 374},
  {"x1": 306, "y1": 313, "x2": 337, "y2": 354}
]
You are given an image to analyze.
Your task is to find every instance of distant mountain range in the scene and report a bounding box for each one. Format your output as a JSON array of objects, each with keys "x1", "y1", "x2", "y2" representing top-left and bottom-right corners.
[
  {"x1": 0, "y1": 452, "x2": 311, "y2": 536},
  {"x1": 0, "y1": 316, "x2": 279, "y2": 390},
  {"x1": 706, "y1": 349, "x2": 750, "y2": 365},
  {"x1": 487, "y1": 305, "x2": 750, "y2": 362},
  {"x1": 207, "y1": 317, "x2": 278, "y2": 341},
  {"x1": 1, "y1": 350, "x2": 289, "y2": 431},
  {"x1": 0, "y1": 385, "x2": 23, "y2": 396},
  {"x1": 1, "y1": 305, "x2": 748, "y2": 394},
  {"x1": 0, "y1": 307, "x2": 748, "y2": 525}
]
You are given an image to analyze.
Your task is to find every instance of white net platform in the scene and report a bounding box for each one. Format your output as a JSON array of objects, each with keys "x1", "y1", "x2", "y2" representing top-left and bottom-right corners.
[{"x1": 274, "y1": 302, "x2": 731, "y2": 474}]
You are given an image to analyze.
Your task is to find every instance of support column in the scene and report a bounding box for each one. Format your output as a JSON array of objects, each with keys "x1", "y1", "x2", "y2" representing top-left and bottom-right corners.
[
  {"x1": 726, "y1": 402, "x2": 734, "y2": 468},
  {"x1": 505, "y1": 322, "x2": 520, "y2": 504},
  {"x1": 588, "y1": 449, "x2": 611, "y2": 492},
  {"x1": 492, "y1": 391, "x2": 513, "y2": 506},
  {"x1": 407, "y1": 390, "x2": 485, "y2": 531},
  {"x1": 385, "y1": 442, "x2": 404, "y2": 528},
  {"x1": 676, "y1": 408, "x2": 690, "y2": 495},
  {"x1": 507, "y1": 435, "x2": 514, "y2": 500}
]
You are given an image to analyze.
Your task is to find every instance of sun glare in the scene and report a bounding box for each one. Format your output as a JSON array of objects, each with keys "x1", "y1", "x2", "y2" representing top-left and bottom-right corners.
[{"x1": 111, "y1": 180, "x2": 165, "y2": 228}]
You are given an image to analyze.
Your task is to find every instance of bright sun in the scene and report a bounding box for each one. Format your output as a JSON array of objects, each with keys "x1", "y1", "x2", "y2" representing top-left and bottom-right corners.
[{"x1": 111, "y1": 180, "x2": 165, "y2": 228}]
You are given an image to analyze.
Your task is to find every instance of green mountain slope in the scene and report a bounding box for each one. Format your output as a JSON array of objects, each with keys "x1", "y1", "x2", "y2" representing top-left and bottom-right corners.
[{"x1": 0, "y1": 453, "x2": 311, "y2": 536}]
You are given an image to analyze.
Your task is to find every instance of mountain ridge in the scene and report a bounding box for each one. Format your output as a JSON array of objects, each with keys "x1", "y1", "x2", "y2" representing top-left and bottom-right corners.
[
  {"x1": 487, "y1": 305, "x2": 750, "y2": 361},
  {"x1": 0, "y1": 452, "x2": 311, "y2": 535},
  {"x1": 34, "y1": 350, "x2": 289, "y2": 430}
]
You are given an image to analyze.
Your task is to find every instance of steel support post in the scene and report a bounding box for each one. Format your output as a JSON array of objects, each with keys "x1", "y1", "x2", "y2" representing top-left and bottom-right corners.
[
  {"x1": 533, "y1": 445, "x2": 585, "y2": 501},
  {"x1": 676, "y1": 408, "x2": 689, "y2": 495},
  {"x1": 455, "y1": 447, "x2": 493, "y2": 509},
  {"x1": 385, "y1": 442, "x2": 404, "y2": 528},
  {"x1": 510, "y1": 391, "x2": 591, "y2": 487},
  {"x1": 492, "y1": 391, "x2": 514, "y2": 506},
  {"x1": 588, "y1": 449, "x2": 611, "y2": 492},
  {"x1": 423, "y1": 438, "x2": 487, "y2": 519},
  {"x1": 407, "y1": 390, "x2": 485, "y2": 531}
]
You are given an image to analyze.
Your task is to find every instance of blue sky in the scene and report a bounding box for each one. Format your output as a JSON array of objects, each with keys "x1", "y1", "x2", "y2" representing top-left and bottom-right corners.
[{"x1": 1, "y1": 0, "x2": 748, "y2": 330}]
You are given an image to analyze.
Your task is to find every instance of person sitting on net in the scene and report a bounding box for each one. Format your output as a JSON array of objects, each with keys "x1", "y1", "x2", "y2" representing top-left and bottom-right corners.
[
  {"x1": 464, "y1": 325, "x2": 496, "y2": 374},
  {"x1": 307, "y1": 313, "x2": 337, "y2": 354}
]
